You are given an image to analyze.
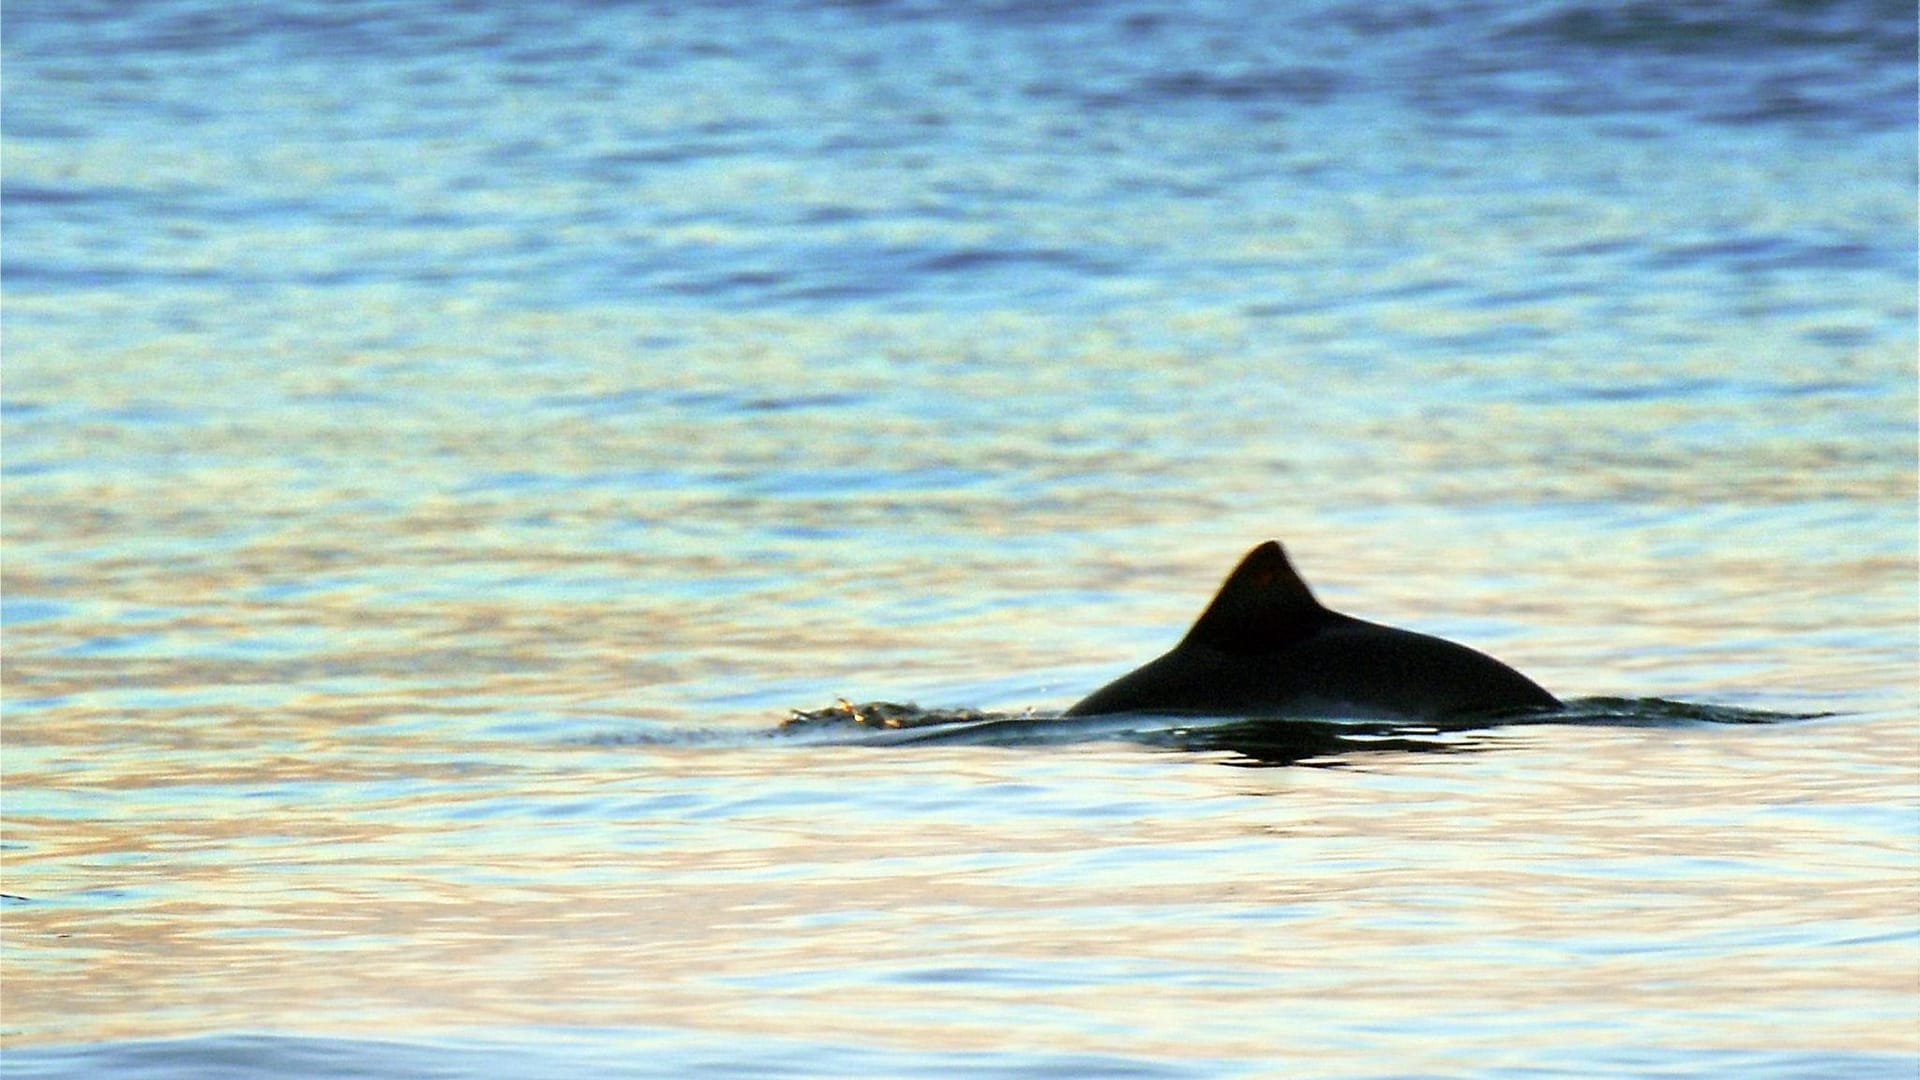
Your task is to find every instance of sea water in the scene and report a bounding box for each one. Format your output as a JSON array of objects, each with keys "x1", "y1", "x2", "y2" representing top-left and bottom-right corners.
[{"x1": 4, "y1": 2, "x2": 1916, "y2": 1077}]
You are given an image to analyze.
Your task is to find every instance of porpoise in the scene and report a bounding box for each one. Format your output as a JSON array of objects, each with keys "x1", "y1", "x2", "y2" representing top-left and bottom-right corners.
[{"x1": 1066, "y1": 541, "x2": 1561, "y2": 721}]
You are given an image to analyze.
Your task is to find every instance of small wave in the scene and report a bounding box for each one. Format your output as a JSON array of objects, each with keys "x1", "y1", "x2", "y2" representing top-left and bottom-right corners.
[
  {"x1": 1131, "y1": 66, "x2": 1344, "y2": 107},
  {"x1": 1500, "y1": 5, "x2": 1904, "y2": 59},
  {"x1": 582, "y1": 697, "x2": 1824, "y2": 767},
  {"x1": 1548, "y1": 696, "x2": 1829, "y2": 727}
]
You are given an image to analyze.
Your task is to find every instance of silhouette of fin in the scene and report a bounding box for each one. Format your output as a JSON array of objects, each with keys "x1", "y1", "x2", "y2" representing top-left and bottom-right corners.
[
  {"x1": 1068, "y1": 539, "x2": 1560, "y2": 719},
  {"x1": 1180, "y1": 541, "x2": 1328, "y2": 653}
]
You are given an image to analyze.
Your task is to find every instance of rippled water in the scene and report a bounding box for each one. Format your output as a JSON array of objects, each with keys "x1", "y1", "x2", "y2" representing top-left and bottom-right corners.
[{"x1": 4, "y1": 2, "x2": 1916, "y2": 1077}]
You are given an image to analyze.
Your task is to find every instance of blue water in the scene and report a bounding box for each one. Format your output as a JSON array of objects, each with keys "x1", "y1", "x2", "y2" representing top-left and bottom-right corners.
[{"x1": 4, "y1": 2, "x2": 1916, "y2": 1077}]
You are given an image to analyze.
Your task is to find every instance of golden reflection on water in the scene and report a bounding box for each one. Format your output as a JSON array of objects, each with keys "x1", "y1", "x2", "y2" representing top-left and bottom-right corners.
[
  {"x1": 5, "y1": 253, "x2": 1912, "y2": 1068},
  {"x1": 6, "y1": 367, "x2": 1913, "y2": 1058},
  {"x1": 6, "y1": 712, "x2": 1914, "y2": 1060}
]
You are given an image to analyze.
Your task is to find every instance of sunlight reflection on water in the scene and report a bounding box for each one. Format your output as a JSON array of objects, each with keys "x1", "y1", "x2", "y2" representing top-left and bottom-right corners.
[
  {"x1": 6, "y1": 720, "x2": 1914, "y2": 1072},
  {"x1": 4, "y1": 0, "x2": 1916, "y2": 1075}
]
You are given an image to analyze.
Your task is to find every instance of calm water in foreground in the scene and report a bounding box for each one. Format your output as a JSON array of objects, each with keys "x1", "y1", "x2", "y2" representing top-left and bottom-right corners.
[{"x1": 4, "y1": 2, "x2": 1917, "y2": 1077}]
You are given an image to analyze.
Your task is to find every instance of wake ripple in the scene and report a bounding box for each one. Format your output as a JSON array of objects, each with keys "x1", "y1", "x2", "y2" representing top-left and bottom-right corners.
[{"x1": 587, "y1": 698, "x2": 1824, "y2": 767}]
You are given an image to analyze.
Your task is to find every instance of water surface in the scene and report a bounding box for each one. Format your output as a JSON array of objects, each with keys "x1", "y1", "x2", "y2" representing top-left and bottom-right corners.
[{"x1": 4, "y1": 2, "x2": 1916, "y2": 1077}]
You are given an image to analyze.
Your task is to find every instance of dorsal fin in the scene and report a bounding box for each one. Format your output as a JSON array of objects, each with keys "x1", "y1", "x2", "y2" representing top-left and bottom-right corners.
[{"x1": 1180, "y1": 541, "x2": 1328, "y2": 652}]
